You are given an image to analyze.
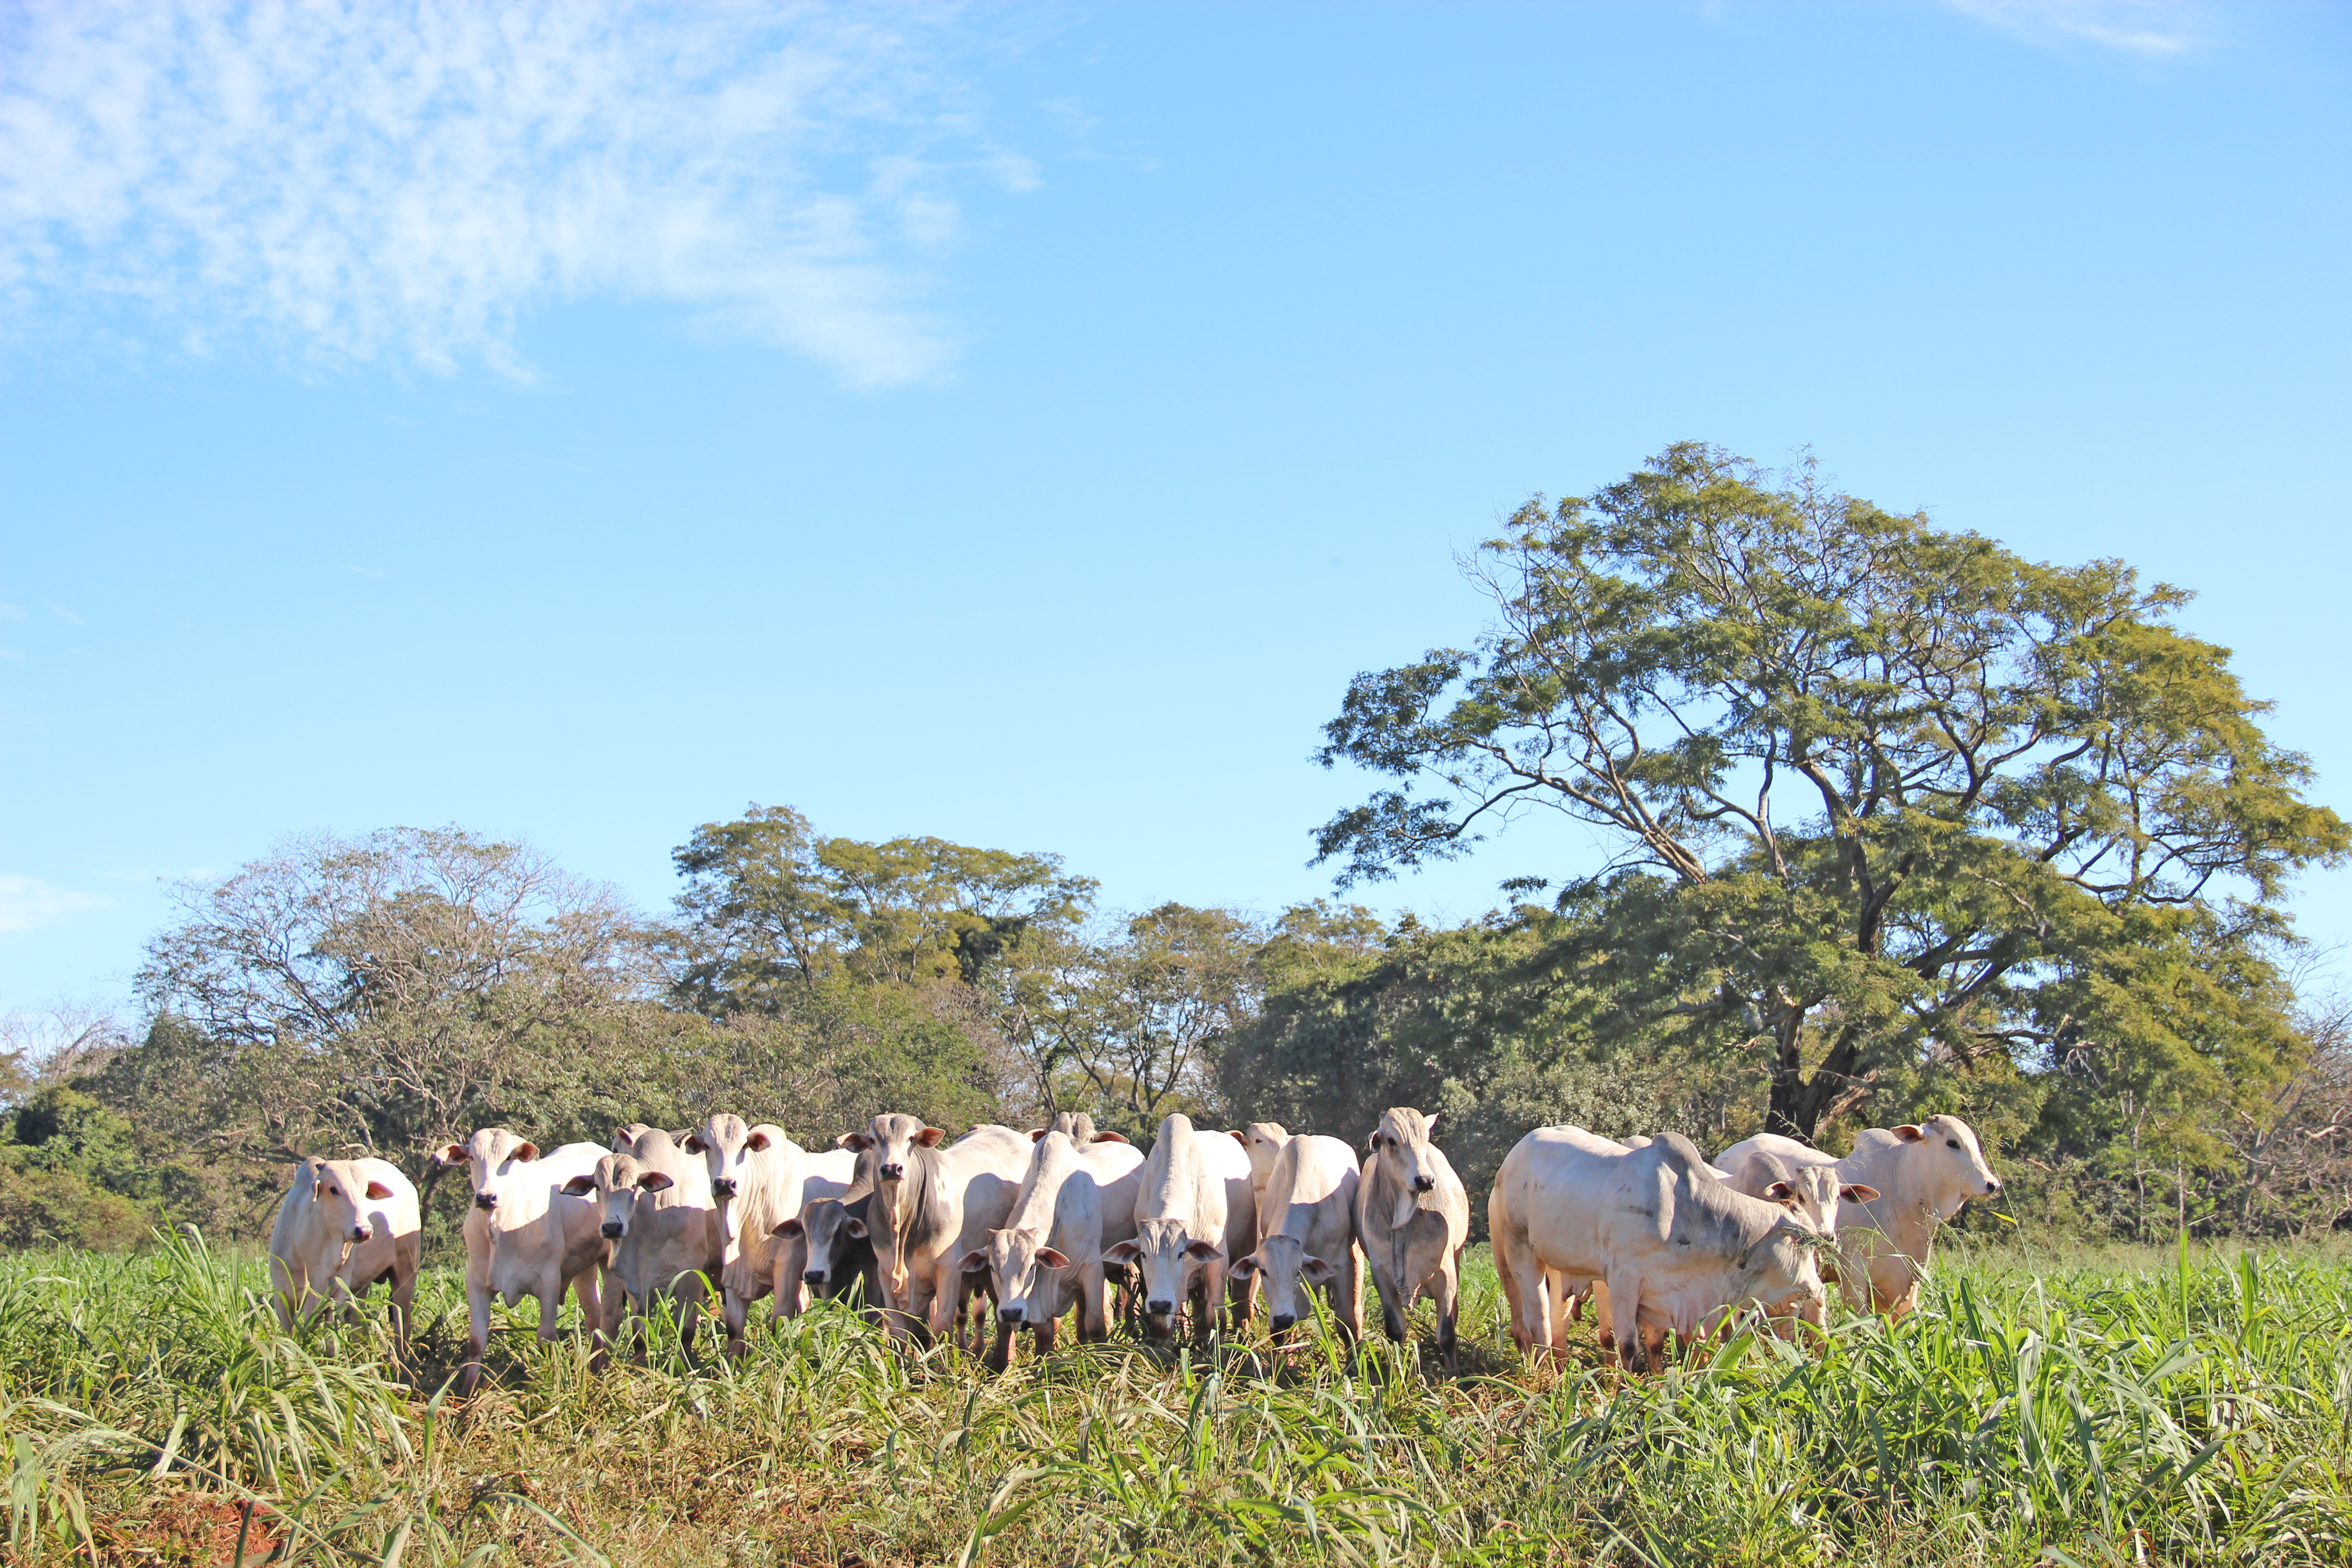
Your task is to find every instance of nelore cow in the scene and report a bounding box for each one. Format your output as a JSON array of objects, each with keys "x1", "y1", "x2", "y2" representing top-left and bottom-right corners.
[
  {"x1": 563, "y1": 1129, "x2": 720, "y2": 1358},
  {"x1": 267, "y1": 1156, "x2": 421, "y2": 1357},
  {"x1": 1490, "y1": 1129, "x2": 1831, "y2": 1372},
  {"x1": 839, "y1": 1116, "x2": 1030, "y2": 1343},
  {"x1": 433, "y1": 1129, "x2": 613, "y2": 1391},
  {"x1": 784, "y1": 1182, "x2": 881, "y2": 1315},
  {"x1": 1715, "y1": 1115, "x2": 2000, "y2": 1317},
  {"x1": 1356, "y1": 1107, "x2": 1470, "y2": 1373},
  {"x1": 964, "y1": 1127, "x2": 1144, "y2": 1371},
  {"x1": 1230, "y1": 1128, "x2": 1362, "y2": 1344},
  {"x1": 686, "y1": 1114, "x2": 859, "y2": 1353},
  {"x1": 1107, "y1": 1113, "x2": 1257, "y2": 1343}
]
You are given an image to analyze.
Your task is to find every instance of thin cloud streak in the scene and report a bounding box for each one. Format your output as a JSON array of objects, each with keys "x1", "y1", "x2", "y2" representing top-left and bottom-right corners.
[
  {"x1": 0, "y1": 874, "x2": 110, "y2": 935},
  {"x1": 1942, "y1": 0, "x2": 2211, "y2": 56},
  {"x1": 0, "y1": 1, "x2": 1033, "y2": 385}
]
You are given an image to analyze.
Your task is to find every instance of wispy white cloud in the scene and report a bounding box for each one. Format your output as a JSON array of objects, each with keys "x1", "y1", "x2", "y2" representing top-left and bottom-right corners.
[
  {"x1": 0, "y1": 875, "x2": 110, "y2": 935},
  {"x1": 1941, "y1": 0, "x2": 2210, "y2": 56},
  {"x1": 0, "y1": 1, "x2": 1038, "y2": 385}
]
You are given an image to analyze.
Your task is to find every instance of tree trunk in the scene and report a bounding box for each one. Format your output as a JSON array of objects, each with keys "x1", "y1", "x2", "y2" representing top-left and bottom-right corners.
[{"x1": 1764, "y1": 1026, "x2": 1866, "y2": 1145}]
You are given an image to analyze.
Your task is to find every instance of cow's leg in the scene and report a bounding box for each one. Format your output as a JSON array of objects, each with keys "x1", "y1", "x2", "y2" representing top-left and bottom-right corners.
[
  {"x1": 1494, "y1": 1223, "x2": 1548, "y2": 1358},
  {"x1": 1432, "y1": 1253, "x2": 1461, "y2": 1377},
  {"x1": 1078, "y1": 1263, "x2": 1110, "y2": 1343},
  {"x1": 1225, "y1": 1259, "x2": 1256, "y2": 1334},
  {"x1": 389, "y1": 1258, "x2": 416, "y2": 1362},
  {"x1": 1034, "y1": 1315, "x2": 1060, "y2": 1356},
  {"x1": 1605, "y1": 1269, "x2": 1646, "y2": 1375},
  {"x1": 461, "y1": 1269, "x2": 492, "y2": 1392},
  {"x1": 1376, "y1": 1254, "x2": 1408, "y2": 1346},
  {"x1": 722, "y1": 1286, "x2": 751, "y2": 1357},
  {"x1": 1332, "y1": 1246, "x2": 1364, "y2": 1348}
]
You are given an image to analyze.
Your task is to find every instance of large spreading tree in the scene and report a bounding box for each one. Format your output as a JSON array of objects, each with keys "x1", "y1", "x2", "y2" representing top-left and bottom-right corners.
[{"x1": 1314, "y1": 444, "x2": 2346, "y2": 1143}]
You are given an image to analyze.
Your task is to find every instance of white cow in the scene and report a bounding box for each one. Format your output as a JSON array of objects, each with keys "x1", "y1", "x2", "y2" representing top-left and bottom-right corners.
[
  {"x1": 433, "y1": 1129, "x2": 613, "y2": 1390},
  {"x1": 685, "y1": 1113, "x2": 860, "y2": 1352},
  {"x1": 1230, "y1": 1132, "x2": 1362, "y2": 1344},
  {"x1": 1231, "y1": 1122, "x2": 1290, "y2": 1239},
  {"x1": 267, "y1": 1156, "x2": 421, "y2": 1356},
  {"x1": 1106, "y1": 1113, "x2": 1258, "y2": 1342},
  {"x1": 961, "y1": 1128, "x2": 1145, "y2": 1371},
  {"x1": 1715, "y1": 1116, "x2": 2000, "y2": 1316},
  {"x1": 1356, "y1": 1107, "x2": 1470, "y2": 1373},
  {"x1": 1490, "y1": 1129, "x2": 1830, "y2": 1372},
  {"x1": 562, "y1": 1129, "x2": 721, "y2": 1358},
  {"x1": 839, "y1": 1116, "x2": 1031, "y2": 1344}
]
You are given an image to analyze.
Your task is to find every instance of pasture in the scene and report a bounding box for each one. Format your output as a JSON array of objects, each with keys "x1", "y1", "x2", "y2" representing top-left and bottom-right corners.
[{"x1": 0, "y1": 1233, "x2": 2347, "y2": 1567}]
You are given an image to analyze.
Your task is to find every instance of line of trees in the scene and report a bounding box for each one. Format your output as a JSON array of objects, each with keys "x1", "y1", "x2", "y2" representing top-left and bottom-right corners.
[{"x1": 5, "y1": 445, "x2": 2347, "y2": 1251}]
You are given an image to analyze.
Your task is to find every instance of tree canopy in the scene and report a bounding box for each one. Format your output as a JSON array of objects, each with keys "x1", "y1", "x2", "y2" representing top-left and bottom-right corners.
[{"x1": 1314, "y1": 444, "x2": 2347, "y2": 1139}]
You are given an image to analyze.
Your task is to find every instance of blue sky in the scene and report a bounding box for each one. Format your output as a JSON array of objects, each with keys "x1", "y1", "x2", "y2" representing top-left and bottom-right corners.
[{"x1": 2, "y1": 0, "x2": 2347, "y2": 1017}]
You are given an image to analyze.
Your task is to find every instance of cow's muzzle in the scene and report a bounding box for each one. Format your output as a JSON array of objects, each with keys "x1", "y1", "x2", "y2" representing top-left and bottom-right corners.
[
  {"x1": 997, "y1": 1303, "x2": 1024, "y2": 1324},
  {"x1": 348, "y1": 1226, "x2": 372, "y2": 1243},
  {"x1": 1146, "y1": 1298, "x2": 1174, "y2": 1317},
  {"x1": 804, "y1": 1270, "x2": 828, "y2": 1288},
  {"x1": 1270, "y1": 1313, "x2": 1297, "y2": 1333},
  {"x1": 878, "y1": 1162, "x2": 905, "y2": 1182},
  {"x1": 473, "y1": 1191, "x2": 497, "y2": 1211},
  {"x1": 1982, "y1": 1177, "x2": 2003, "y2": 1196},
  {"x1": 711, "y1": 1177, "x2": 737, "y2": 1199},
  {"x1": 601, "y1": 1221, "x2": 624, "y2": 1239},
  {"x1": 1410, "y1": 1173, "x2": 1436, "y2": 1193}
]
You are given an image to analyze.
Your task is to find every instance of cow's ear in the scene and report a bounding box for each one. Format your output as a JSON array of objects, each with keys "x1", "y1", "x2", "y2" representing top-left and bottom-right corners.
[
  {"x1": 560, "y1": 1175, "x2": 597, "y2": 1197},
  {"x1": 844, "y1": 1217, "x2": 869, "y2": 1240},
  {"x1": 682, "y1": 1133, "x2": 707, "y2": 1153},
  {"x1": 916, "y1": 1126, "x2": 947, "y2": 1147},
  {"x1": 1183, "y1": 1240, "x2": 1224, "y2": 1263},
  {"x1": 1102, "y1": 1240, "x2": 1143, "y2": 1265},
  {"x1": 1088, "y1": 1131, "x2": 1131, "y2": 1145},
  {"x1": 745, "y1": 1130, "x2": 770, "y2": 1152},
  {"x1": 1230, "y1": 1131, "x2": 1251, "y2": 1148},
  {"x1": 432, "y1": 1143, "x2": 467, "y2": 1167},
  {"x1": 774, "y1": 1218, "x2": 804, "y2": 1239},
  {"x1": 364, "y1": 1180, "x2": 395, "y2": 1201},
  {"x1": 1228, "y1": 1254, "x2": 1261, "y2": 1280},
  {"x1": 1422, "y1": 1112, "x2": 1443, "y2": 1139},
  {"x1": 1298, "y1": 1254, "x2": 1338, "y2": 1284},
  {"x1": 1892, "y1": 1124, "x2": 1926, "y2": 1143},
  {"x1": 837, "y1": 1132, "x2": 874, "y2": 1152},
  {"x1": 1028, "y1": 1128, "x2": 1048, "y2": 1142},
  {"x1": 1764, "y1": 1181, "x2": 1799, "y2": 1210},
  {"x1": 636, "y1": 1170, "x2": 676, "y2": 1193},
  {"x1": 956, "y1": 1248, "x2": 991, "y2": 1275},
  {"x1": 1840, "y1": 1183, "x2": 1880, "y2": 1204},
  {"x1": 1035, "y1": 1247, "x2": 1072, "y2": 1270}
]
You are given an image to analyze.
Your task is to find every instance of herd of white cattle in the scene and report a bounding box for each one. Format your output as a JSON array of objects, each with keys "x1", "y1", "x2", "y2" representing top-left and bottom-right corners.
[{"x1": 266, "y1": 1106, "x2": 2001, "y2": 1386}]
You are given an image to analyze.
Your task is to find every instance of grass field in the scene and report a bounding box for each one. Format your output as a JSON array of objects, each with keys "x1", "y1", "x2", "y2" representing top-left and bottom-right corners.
[{"x1": 1, "y1": 1230, "x2": 2348, "y2": 1566}]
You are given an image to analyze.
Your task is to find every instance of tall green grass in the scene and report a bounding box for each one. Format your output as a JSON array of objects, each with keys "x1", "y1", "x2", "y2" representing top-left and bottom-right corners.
[{"x1": 1, "y1": 1230, "x2": 2346, "y2": 1565}]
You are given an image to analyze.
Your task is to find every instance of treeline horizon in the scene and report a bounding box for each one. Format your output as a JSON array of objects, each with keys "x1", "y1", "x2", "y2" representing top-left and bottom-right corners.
[{"x1": 6, "y1": 443, "x2": 2349, "y2": 1251}]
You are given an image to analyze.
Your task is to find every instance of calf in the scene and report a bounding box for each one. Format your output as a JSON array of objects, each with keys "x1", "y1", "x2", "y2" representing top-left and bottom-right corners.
[
  {"x1": 1230, "y1": 1132, "x2": 1362, "y2": 1344},
  {"x1": 1106, "y1": 1113, "x2": 1257, "y2": 1343},
  {"x1": 783, "y1": 1184, "x2": 881, "y2": 1315},
  {"x1": 685, "y1": 1114, "x2": 859, "y2": 1352},
  {"x1": 839, "y1": 1116, "x2": 1030, "y2": 1343},
  {"x1": 1490, "y1": 1130, "x2": 1830, "y2": 1372},
  {"x1": 1715, "y1": 1116, "x2": 1999, "y2": 1316},
  {"x1": 561, "y1": 1129, "x2": 721, "y2": 1358},
  {"x1": 961, "y1": 1129, "x2": 1145, "y2": 1371},
  {"x1": 267, "y1": 1156, "x2": 421, "y2": 1357},
  {"x1": 1357, "y1": 1107, "x2": 1470, "y2": 1373},
  {"x1": 432, "y1": 1129, "x2": 613, "y2": 1390}
]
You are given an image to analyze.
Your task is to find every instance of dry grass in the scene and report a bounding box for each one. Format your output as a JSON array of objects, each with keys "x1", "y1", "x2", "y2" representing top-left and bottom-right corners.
[{"x1": 3, "y1": 1230, "x2": 2349, "y2": 1566}]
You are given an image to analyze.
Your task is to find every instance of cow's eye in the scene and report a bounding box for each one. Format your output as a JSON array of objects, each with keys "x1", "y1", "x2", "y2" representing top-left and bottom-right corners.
[{"x1": 1946, "y1": 1139, "x2": 1960, "y2": 1149}]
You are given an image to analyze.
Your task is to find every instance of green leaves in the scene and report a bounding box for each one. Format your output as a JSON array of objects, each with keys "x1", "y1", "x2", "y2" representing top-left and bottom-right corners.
[{"x1": 1313, "y1": 443, "x2": 2346, "y2": 1141}]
